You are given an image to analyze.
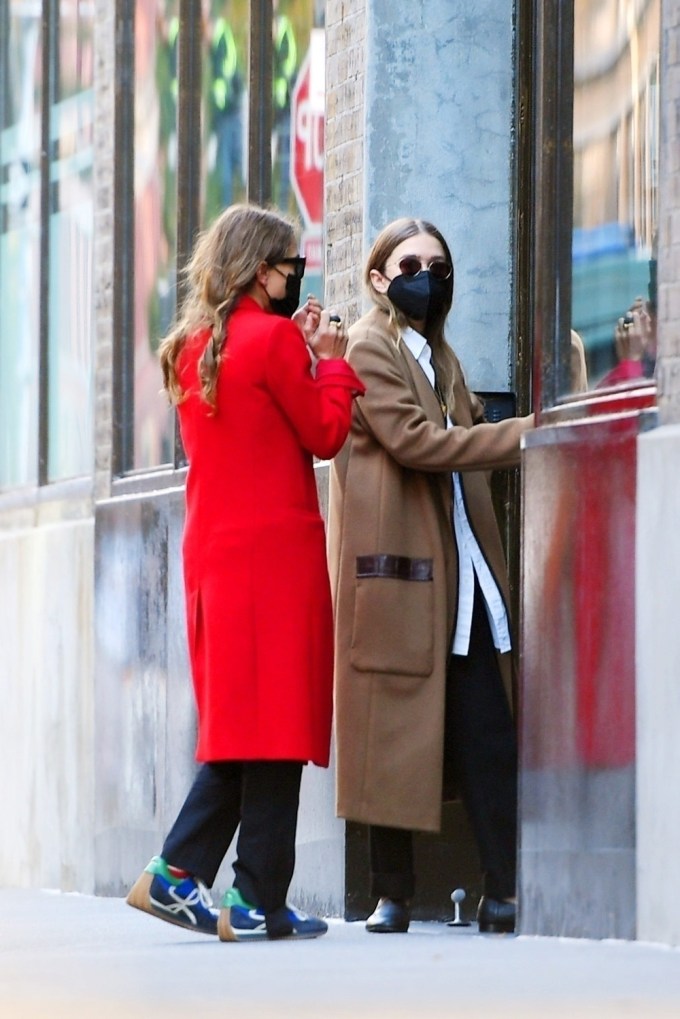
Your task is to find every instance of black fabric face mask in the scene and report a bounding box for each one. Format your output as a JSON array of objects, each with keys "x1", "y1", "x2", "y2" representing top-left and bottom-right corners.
[
  {"x1": 387, "y1": 270, "x2": 448, "y2": 324},
  {"x1": 268, "y1": 272, "x2": 302, "y2": 319}
]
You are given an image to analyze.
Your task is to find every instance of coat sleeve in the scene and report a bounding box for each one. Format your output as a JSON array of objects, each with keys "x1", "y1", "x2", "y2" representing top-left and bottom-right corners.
[
  {"x1": 348, "y1": 332, "x2": 533, "y2": 472},
  {"x1": 265, "y1": 321, "x2": 366, "y2": 460}
]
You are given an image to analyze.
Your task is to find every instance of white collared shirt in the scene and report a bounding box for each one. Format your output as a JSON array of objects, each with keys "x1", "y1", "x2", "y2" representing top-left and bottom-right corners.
[{"x1": 401, "y1": 327, "x2": 511, "y2": 655}]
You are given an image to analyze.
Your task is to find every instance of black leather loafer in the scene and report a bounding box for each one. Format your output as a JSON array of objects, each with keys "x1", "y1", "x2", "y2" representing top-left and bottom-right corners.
[
  {"x1": 476, "y1": 896, "x2": 516, "y2": 934},
  {"x1": 365, "y1": 897, "x2": 411, "y2": 933}
]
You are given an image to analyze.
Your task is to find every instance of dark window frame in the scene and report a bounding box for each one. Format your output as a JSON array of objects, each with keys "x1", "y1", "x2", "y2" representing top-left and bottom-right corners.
[
  {"x1": 112, "y1": 0, "x2": 135, "y2": 478},
  {"x1": 529, "y1": 0, "x2": 575, "y2": 415},
  {"x1": 247, "y1": 0, "x2": 272, "y2": 205}
]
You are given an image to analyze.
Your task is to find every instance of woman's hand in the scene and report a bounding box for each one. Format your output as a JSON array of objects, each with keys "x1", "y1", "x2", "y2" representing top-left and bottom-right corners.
[
  {"x1": 614, "y1": 300, "x2": 648, "y2": 362},
  {"x1": 293, "y1": 296, "x2": 322, "y2": 344},
  {"x1": 307, "y1": 311, "x2": 348, "y2": 360}
]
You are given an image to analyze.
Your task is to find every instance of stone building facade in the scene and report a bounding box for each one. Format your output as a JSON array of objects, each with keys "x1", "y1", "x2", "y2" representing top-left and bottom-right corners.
[{"x1": 1, "y1": 0, "x2": 679, "y2": 944}]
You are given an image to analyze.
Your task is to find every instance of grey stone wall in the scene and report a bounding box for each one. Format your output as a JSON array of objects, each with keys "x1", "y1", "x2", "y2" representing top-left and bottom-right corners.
[
  {"x1": 363, "y1": 1, "x2": 515, "y2": 391},
  {"x1": 327, "y1": 0, "x2": 516, "y2": 384},
  {"x1": 94, "y1": 489, "x2": 196, "y2": 895},
  {"x1": 0, "y1": 518, "x2": 95, "y2": 890}
]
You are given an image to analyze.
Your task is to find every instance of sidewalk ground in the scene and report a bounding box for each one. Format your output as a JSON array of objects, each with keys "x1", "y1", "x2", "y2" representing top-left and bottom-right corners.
[{"x1": 1, "y1": 889, "x2": 679, "y2": 1018}]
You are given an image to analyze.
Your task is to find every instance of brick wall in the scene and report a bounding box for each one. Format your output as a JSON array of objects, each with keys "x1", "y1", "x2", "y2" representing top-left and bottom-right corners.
[
  {"x1": 324, "y1": 0, "x2": 367, "y2": 325},
  {"x1": 657, "y1": 0, "x2": 680, "y2": 424},
  {"x1": 93, "y1": 0, "x2": 116, "y2": 500}
]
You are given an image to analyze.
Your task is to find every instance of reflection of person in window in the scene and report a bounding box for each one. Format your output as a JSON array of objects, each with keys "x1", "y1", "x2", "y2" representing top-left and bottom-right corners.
[
  {"x1": 272, "y1": 0, "x2": 297, "y2": 210},
  {"x1": 596, "y1": 299, "x2": 653, "y2": 389},
  {"x1": 209, "y1": 2, "x2": 244, "y2": 207},
  {"x1": 570, "y1": 329, "x2": 588, "y2": 393}
]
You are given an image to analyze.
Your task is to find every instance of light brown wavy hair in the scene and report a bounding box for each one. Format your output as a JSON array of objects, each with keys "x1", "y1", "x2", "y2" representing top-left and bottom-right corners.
[
  {"x1": 365, "y1": 217, "x2": 456, "y2": 405},
  {"x1": 159, "y1": 204, "x2": 298, "y2": 407}
]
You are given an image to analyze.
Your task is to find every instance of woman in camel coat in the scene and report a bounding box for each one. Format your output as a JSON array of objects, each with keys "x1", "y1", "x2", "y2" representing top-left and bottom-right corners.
[{"x1": 328, "y1": 217, "x2": 533, "y2": 935}]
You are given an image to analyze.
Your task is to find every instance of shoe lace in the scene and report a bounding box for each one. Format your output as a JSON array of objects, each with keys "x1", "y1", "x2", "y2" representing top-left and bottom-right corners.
[{"x1": 184, "y1": 879, "x2": 215, "y2": 912}]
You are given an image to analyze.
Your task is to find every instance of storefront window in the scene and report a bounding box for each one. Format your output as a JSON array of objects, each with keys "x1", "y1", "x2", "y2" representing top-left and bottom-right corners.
[
  {"x1": 124, "y1": 0, "x2": 328, "y2": 473},
  {"x1": 570, "y1": 0, "x2": 659, "y2": 395},
  {"x1": 0, "y1": 1, "x2": 41, "y2": 488},
  {"x1": 47, "y1": 0, "x2": 94, "y2": 480},
  {"x1": 132, "y1": 0, "x2": 177, "y2": 470}
]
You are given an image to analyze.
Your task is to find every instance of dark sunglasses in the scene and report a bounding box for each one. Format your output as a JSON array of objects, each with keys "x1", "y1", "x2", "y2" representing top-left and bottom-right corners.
[
  {"x1": 272, "y1": 255, "x2": 307, "y2": 279},
  {"x1": 389, "y1": 255, "x2": 453, "y2": 281}
]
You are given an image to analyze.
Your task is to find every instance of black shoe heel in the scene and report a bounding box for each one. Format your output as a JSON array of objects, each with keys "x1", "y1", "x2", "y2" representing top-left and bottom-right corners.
[{"x1": 476, "y1": 896, "x2": 516, "y2": 934}]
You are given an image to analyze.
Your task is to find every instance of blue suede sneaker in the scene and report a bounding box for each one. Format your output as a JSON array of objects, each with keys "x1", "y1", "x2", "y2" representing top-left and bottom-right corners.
[
  {"x1": 127, "y1": 855, "x2": 218, "y2": 936},
  {"x1": 218, "y1": 887, "x2": 328, "y2": 942}
]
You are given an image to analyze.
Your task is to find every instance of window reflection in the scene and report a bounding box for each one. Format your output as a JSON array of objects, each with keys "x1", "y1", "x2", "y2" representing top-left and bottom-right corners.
[
  {"x1": 202, "y1": 0, "x2": 247, "y2": 227},
  {"x1": 132, "y1": 0, "x2": 177, "y2": 469},
  {"x1": 132, "y1": 1, "x2": 328, "y2": 468},
  {"x1": 272, "y1": 0, "x2": 325, "y2": 300},
  {"x1": 47, "y1": 0, "x2": 94, "y2": 480},
  {"x1": 571, "y1": 0, "x2": 659, "y2": 394},
  {"x1": 0, "y1": 1, "x2": 41, "y2": 488}
]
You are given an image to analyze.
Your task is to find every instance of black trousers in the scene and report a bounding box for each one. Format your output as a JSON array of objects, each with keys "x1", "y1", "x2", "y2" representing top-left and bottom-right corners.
[
  {"x1": 161, "y1": 760, "x2": 303, "y2": 916},
  {"x1": 370, "y1": 583, "x2": 518, "y2": 902}
]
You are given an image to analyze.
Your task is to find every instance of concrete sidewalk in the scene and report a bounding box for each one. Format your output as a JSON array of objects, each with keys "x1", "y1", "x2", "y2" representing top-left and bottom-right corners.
[{"x1": 1, "y1": 889, "x2": 679, "y2": 1018}]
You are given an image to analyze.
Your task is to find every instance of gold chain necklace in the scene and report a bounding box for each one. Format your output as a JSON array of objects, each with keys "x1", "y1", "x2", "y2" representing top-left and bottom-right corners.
[{"x1": 433, "y1": 374, "x2": 448, "y2": 420}]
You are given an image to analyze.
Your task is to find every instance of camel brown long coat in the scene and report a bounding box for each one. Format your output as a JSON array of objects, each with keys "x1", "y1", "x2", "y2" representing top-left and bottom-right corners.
[{"x1": 328, "y1": 307, "x2": 533, "y2": 833}]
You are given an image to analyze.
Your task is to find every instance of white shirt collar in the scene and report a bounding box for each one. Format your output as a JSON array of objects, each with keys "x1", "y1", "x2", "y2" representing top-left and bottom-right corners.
[
  {"x1": 401, "y1": 325, "x2": 430, "y2": 365},
  {"x1": 402, "y1": 326, "x2": 436, "y2": 392}
]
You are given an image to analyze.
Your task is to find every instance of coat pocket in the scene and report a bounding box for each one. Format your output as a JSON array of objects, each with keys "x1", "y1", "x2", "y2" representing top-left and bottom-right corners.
[{"x1": 350, "y1": 555, "x2": 434, "y2": 677}]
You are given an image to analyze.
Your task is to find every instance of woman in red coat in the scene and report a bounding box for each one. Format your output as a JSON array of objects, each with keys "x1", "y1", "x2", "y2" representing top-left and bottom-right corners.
[{"x1": 127, "y1": 204, "x2": 364, "y2": 942}]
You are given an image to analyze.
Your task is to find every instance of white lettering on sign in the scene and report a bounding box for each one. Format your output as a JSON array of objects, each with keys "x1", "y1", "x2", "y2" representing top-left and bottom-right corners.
[{"x1": 295, "y1": 101, "x2": 324, "y2": 173}]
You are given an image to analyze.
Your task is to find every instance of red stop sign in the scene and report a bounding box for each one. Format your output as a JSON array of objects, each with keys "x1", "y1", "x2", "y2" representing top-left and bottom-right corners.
[{"x1": 291, "y1": 51, "x2": 324, "y2": 227}]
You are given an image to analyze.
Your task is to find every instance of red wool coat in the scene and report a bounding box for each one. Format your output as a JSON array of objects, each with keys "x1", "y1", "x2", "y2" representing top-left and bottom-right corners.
[{"x1": 176, "y1": 296, "x2": 364, "y2": 766}]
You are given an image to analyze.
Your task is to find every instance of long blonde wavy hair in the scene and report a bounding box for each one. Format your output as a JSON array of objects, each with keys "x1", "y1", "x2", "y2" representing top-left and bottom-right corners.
[
  {"x1": 365, "y1": 218, "x2": 457, "y2": 405},
  {"x1": 159, "y1": 204, "x2": 298, "y2": 407}
]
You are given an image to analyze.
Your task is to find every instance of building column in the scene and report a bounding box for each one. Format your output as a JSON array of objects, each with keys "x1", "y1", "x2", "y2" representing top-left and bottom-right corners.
[{"x1": 635, "y1": 0, "x2": 680, "y2": 948}]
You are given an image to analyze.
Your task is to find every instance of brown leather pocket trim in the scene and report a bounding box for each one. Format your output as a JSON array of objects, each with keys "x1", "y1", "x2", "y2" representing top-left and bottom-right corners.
[{"x1": 356, "y1": 554, "x2": 433, "y2": 582}]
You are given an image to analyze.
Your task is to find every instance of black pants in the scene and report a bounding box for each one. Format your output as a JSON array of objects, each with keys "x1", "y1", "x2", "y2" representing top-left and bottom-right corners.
[
  {"x1": 161, "y1": 760, "x2": 303, "y2": 916},
  {"x1": 370, "y1": 584, "x2": 518, "y2": 902}
]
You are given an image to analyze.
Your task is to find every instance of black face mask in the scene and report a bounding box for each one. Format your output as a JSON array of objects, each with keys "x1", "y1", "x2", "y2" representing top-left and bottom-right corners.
[
  {"x1": 387, "y1": 270, "x2": 449, "y2": 325},
  {"x1": 268, "y1": 272, "x2": 302, "y2": 319}
]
